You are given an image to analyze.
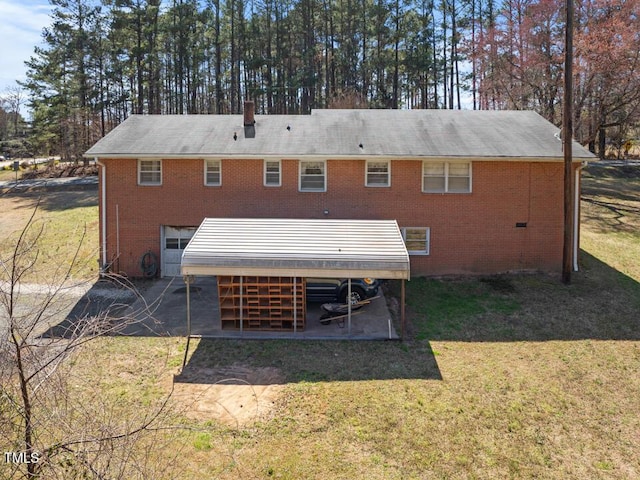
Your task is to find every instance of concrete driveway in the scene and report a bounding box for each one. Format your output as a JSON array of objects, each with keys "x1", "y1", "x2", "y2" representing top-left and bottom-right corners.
[{"x1": 117, "y1": 276, "x2": 399, "y2": 340}]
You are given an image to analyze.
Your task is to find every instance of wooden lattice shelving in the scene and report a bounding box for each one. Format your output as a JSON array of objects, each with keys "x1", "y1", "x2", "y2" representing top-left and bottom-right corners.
[{"x1": 218, "y1": 276, "x2": 306, "y2": 331}]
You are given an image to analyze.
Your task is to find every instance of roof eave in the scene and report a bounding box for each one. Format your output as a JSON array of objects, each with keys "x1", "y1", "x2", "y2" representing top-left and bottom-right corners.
[
  {"x1": 180, "y1": 264, "x2": 410, "y2": 279},
  {"x1": 85, "y1": 153, "x2": 594, "y2": 162}
]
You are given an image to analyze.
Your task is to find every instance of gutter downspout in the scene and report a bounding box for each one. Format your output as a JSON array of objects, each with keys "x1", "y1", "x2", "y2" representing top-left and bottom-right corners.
[
  {"x1": 573, "y1": 162, "x2": 586, "y2": 272},
  {"x1": 95, "y1": 158, "x2": 108, "y2": 273}
]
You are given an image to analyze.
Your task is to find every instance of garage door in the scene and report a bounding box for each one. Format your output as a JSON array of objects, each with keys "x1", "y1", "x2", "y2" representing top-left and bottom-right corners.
[{"x1": 161, "y1": 226, "x2": 197, "y2": 277}]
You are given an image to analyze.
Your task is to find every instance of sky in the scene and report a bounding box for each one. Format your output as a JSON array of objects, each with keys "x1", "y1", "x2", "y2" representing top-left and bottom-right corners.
[{"x1": 0, "y1": 0, "x2": 52, "y2": 94}]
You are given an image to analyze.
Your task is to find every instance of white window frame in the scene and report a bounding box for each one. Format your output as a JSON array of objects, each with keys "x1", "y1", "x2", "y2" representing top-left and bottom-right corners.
[
  {"x1": 138, "y1": 159, "x2": 162, "y2": 185},
  {"x1": 264, "y1": 159, "x2": 282, "y2": 187},
  {"x1": 204, "y1": 159, "x2": 222, "y2": 186},
  {"x1": 365, "y1": 160, "x2": 391, "y2": 187},
  {"x1": 422, "y1": 161, "x2": 472, "y2": 193},
  {"x1": 299, "y1": 160, "x2": 326, "y2": 192},
  {"x1": 402, "y1": 227, "x2": 431, "y2": 255}
]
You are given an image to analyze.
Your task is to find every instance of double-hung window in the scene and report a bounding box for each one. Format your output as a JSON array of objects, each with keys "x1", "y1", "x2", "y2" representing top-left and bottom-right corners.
[
  {"x1": 423, "y1": 161, "x2": 471, "y2": 193},
  {"x1": 402, "y1": 227, "x2": 430, "y2": 255},
  {"x1": 264, "y1": 160, "x2": 281, "y2": 186},
  {"x1": 299, "y1": 161, "x2": 326, "y2": 191},
  {"x1": 138, "y1": 159, "x2": 162, "y2": 185},
  {"x1": 205, "y1": 159, "x2": 221, "y2": 186},
  {"x1": 366, "y1": 160, "x2": 390, "y2": 187}
]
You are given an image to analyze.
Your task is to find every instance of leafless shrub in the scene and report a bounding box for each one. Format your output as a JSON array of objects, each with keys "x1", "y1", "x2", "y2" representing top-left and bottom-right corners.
[{"x1": 0, "y1": 201, "x2": 179, "y2": 479}]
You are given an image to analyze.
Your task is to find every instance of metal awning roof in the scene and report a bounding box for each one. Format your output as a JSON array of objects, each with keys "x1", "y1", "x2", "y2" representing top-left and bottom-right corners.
[{"x1": 180, "y1": 218, "x2": 410, "y2": 279}]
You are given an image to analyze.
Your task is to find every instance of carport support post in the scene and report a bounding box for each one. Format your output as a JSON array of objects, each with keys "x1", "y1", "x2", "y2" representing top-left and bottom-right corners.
[
  {"x1": 347, "y1": 279, "x2": 352, "y2": 335},
  {"x1": 182, "y1": 275, "x2": 195, "y2": 369},
  {"x1": 293, "y1": 277, "x2": 297, "y2": 334},
  {"x1": 401, "y1": 279, "x2": 406, "y2": 341},
  {"x1": 239, "y1": 276, "x2": 243, "y2": 334}
]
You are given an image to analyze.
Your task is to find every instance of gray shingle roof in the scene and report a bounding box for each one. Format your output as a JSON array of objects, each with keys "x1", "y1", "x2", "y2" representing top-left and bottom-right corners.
[{"x1": 85, "y1": 109, "x2": 595, "y2": 160}]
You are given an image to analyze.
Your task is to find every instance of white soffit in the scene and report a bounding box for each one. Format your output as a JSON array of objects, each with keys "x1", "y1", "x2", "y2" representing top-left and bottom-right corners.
[{"x1": 181, "y1": 218, "x2": 410, "y2": 279}]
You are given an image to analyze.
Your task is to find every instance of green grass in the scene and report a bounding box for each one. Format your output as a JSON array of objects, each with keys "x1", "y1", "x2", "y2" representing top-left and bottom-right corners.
[
  {"x1": 0, "y1": 190, "x2": 99, "y2": 282},
  {"x1": 581, "y1": 165, "x2": 640, "y2": 280},
  {"x1": 164, "y1": 165, "x2": 640, "y2": 478},
  {"x1": 0, "y1": 167, "x2": 19, "y2": 182},
  {"x1": 2, "y1": 166, "x2": 640, "y2": 478},
  {"x1": 165, "y1": 339, "x2": 639, "y2": 479},
  {"x1": 16, "y1": 333, "x2": 640, "y2": 479},
  {"x1": 192, "y1": 432, "x2": 213, "y2": 451},
  {"x1": 401, "y1": 263, "x2": 640, "y2": 343},
  {"x1": 403, "y1": 276, "x2": 521, "y2": 340},
  {"x1": 179, "y1": 338, "x2": 439, "y2": 383}
]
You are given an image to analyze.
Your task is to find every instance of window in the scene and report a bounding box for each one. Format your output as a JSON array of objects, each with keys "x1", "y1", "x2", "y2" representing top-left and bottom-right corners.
[
  {"x1": 299, "y1": 161, "x2": 326, "y2": 191},
  {"x1": 422, "y1": 161, "x2": 471, "y2": 193},
  {"x1": 138, "y1": 159, "x2": 161, "y2": 185},
  {"x1": 205, "y1": 159, "x2": 221, "y2": 186},
  {"x1": 423, "y1": 162, "x2": 445, "y2": 192},
  {"x1": 447, "y1": 162, "x2": 472, "y2": 192},
  {"x1": 165, "y1": 238, "x2": 190, "y2": 249},
  {"x1": 402, "y1": 227, "x2": 430, "y2": 255},
  {"x1": 366, "y1": 160, "x2": 390, "y2": 187},
  {"x1": 264, "y1": 160, "x2": 281, "y2": 186}
]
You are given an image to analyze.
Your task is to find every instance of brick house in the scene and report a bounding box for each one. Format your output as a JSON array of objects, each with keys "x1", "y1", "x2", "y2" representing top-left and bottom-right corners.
[{"x1": 85, "y1": 106, "x2": 594, "y2": 279}]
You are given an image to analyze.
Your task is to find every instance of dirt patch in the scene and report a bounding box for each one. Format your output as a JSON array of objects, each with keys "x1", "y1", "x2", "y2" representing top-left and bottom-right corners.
[{"x1": 173, "y1": 363, "x2": 285, "y2": 428}]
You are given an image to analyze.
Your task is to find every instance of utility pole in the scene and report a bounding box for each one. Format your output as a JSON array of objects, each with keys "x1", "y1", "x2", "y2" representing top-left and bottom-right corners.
[{"x1": 562, "y1": 0, "x2": 574, "y2": 284}]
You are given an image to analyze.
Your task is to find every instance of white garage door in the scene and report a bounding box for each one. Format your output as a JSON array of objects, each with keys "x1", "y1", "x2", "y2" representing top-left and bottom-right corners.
[{"x1": 161, "y1": 226, "x2": 197, "y2": 277}]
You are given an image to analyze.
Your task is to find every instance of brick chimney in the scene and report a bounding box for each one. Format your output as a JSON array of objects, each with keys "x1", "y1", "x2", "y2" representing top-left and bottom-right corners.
[{"x1": 243, "y1": 100, "x2": 255, "y2": 127}]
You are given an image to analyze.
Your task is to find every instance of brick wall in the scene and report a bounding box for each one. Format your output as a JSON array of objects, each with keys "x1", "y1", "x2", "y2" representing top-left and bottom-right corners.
[{"x1": 99, "y1": 157, "x2": 577, "y2": 277}]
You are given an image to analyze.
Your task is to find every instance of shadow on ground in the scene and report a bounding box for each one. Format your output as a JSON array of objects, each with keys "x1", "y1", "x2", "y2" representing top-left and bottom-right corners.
[
  {"x1": 46, "y1": 248, "x2": 639, "y2": 384},
  {"x1": 0, "y1": 181, "x2": 98, "y2": 206},
  {"x1": 44, "y1": 278, "x2": 143, "y2": 338},
  {"x1": 175, "y1": 338, "x2": 442, "y2": 383},
  {"x1": 39, "y1": 276, "x2": 441, "y2": 383},
  {"x1": 47, "y1": 243, "x2": 638, "y2": 338},
  {"x1": 401, "y1": 250, "x2": 640, "y2": 343}
]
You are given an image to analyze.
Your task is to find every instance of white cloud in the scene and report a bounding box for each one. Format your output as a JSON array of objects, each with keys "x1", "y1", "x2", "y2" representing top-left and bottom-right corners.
[{"x1": 0, "y1": 0, "x2": 52, "y2": 92}]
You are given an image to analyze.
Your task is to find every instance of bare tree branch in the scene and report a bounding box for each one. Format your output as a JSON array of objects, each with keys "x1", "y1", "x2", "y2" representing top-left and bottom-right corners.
[{"x1": 1, "y1": 202, "x2": 181, "y2": 479}]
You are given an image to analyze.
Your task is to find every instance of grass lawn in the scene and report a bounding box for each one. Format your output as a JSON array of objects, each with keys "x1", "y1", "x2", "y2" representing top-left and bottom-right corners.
[
  {"x1": 1, "y1": 165, "x2": 639, "y2": 478},
  {"x1": 0, "y1": 189, "x2": 99, "y2": 282},
  {"x1": 0, "y1": 168, "x2": 18, "y2": 182}
]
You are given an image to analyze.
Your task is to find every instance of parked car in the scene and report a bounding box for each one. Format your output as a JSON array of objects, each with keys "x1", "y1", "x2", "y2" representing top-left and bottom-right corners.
[{"x1": 305, "y1": 278, "x2": 380, "y2": 304}]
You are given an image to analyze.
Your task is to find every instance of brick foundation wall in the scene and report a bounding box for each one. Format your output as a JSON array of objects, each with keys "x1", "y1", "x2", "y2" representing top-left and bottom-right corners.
[{"x1": 99, "y1": 157, "x2": 577, "y2": 277}]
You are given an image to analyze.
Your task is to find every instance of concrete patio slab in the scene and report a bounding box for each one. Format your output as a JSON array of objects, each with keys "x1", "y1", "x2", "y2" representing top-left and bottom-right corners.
[{"x1": 119, "y1": 276, "x2": 399, "y2": 340}]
